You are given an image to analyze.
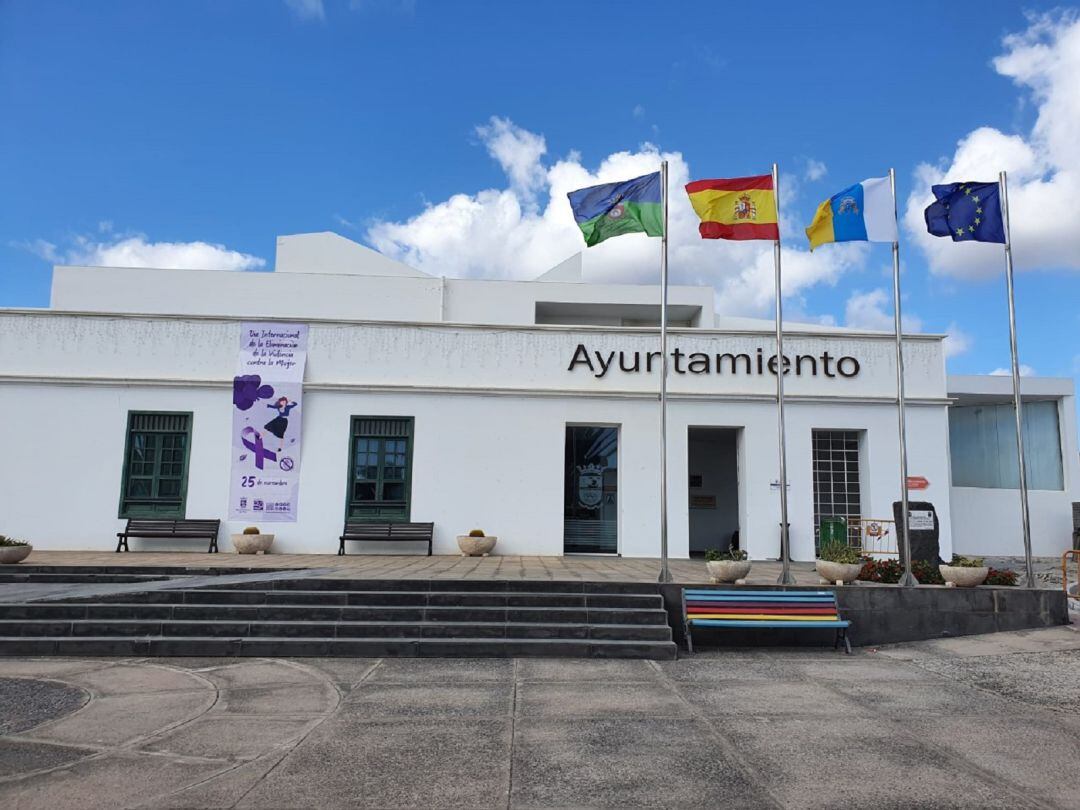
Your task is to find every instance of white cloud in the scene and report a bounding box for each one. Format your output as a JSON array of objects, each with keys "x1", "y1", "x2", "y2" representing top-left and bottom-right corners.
[
  {"x1": 367, "y1": 116, "x2": 865, "y2": 317},
  {"x1": 473, "y1": 117, "x2": 547, "y2": 198},
  {"x1": 942, "y1": 322, "x2": 973, "y2": 358},
  {"x1": 632, "y1": 104, "x2": 646, "y2": 119},
  {"x1": 843, "y1": 288, "x2": 922, "y2": 332},
  {"x1": 991, "y1": 365, "x2": 1036, "y2": 376},
  {"x1": 904, "y1": 11, "x2": 1080, "y2": 279},
  {"x1": 19, "y1": 232, "x2": 265, "y2": 271},
  {"x1": 804, "y1": 159, "x2": 827, "y2": 182},
  {"x1": 285, "y1": 0, "x2": 325, "y2": 21}
]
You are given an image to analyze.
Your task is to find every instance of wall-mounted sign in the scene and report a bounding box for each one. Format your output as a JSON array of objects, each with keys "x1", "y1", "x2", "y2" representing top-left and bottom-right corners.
[
  {"x1": 908, "y1": 510, "x2": 935, "y2": 531},
  {"x1": 906, "y1": 476, "x2": 930, "y2": 490},
  {"x1": 689, "y1": 474, "x2": 703, "y2": 488},
  {"x1": 568, "y1": 343, "x2": 861, "y2": 379},
  {"x1": 690, "y1": 495, "x2": 717, "y2": 509}
]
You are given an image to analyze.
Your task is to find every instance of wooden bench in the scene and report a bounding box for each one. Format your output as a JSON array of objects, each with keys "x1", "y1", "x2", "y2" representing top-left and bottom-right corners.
[
  {"x1": 115, "y1": 518, "x2": 221, "y2": 553},
  {"x1": 681, "y1": 588, "x2": 851, "y2": 654},
  {"x1": 338, "y1": 522, "x2": 434, "y2": 556}
]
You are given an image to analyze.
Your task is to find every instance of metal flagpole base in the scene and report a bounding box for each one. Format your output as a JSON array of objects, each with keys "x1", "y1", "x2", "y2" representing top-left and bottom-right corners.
[
  {"x1": 657, "y1": 564, "x2": 673, "y2": 584},
  {"x1": 776, "y1": 566, "x2": 796, "y2": 585},
  {"x1": 898, "y1": 571, "x2": 919, "y2": 587}
]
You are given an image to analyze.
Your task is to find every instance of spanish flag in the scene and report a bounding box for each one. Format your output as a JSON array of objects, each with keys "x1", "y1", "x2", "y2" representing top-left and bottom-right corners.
[{"x1": 685, "y1": 174, "x2": 779, "y2": 240}]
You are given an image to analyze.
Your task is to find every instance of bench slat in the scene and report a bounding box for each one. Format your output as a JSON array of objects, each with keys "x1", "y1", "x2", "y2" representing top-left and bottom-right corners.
[
  {"x1": 691, "y1": 619, "x2": 850, "y2": 628},
  {"x1": 682, "y1": 587, "x2": 851, "y2": 654}
]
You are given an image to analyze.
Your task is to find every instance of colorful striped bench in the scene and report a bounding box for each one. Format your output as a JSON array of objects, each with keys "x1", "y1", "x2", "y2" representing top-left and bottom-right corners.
[{"x1": 681, "y1": 589, "x2": 852, "y2": 654}]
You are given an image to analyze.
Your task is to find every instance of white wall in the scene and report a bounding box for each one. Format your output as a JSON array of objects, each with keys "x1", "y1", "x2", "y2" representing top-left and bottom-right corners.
[
  {"x1": 0, "y1": 311, "x2": 955, "y2": 560},
  {"x1": 0, "y1": 384, "x2": 954, "y2": 561}
]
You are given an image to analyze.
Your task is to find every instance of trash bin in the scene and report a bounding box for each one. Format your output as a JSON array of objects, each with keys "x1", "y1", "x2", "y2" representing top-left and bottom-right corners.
[{"x1": 819, "y1": 517, "x2": 848, "y2": 546}]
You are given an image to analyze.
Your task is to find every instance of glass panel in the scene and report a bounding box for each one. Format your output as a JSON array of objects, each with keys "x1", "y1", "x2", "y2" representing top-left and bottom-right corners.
[
  {"x1": 383, "y1": 482, "x2": 406, "y2": 501},
  {"x1": 127, "y1": 478, "x2": 152, "y2": 497},
  {"x1": 158, "y1": 479, "x2": 181, "y2": 497},
  {"x1": 353, "y1": 482, "x2": 377, "y2": 501},
  {"x1": 949, "y1": 401, "x2": 1063, "y2": 490},
  {"x1": 564, "y1": 426, "x2": 618, "y2": 554}
]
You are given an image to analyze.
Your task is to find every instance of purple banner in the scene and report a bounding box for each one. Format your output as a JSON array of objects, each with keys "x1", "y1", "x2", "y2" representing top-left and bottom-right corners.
[{"x1": 228, "y1": 323, "x2": 308, "y2": 523}]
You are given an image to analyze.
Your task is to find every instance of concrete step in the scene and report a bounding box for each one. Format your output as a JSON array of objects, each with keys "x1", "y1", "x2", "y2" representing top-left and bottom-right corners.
[
  {"x1": 0, "y1": 618, "x2": 673, "y2": 642},
  {"x1": 0, "y1": 635, "x2": 677, "y2": 659},
  {"x1": 73, "y1": 588, "x2": 663, "y2": 609},
  {"x1": 0, "y1": 602, "x2": 670, "y2": 625}
]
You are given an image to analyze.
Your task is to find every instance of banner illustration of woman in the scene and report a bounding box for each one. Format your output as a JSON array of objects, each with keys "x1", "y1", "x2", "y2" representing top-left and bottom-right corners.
[{"x1": 264, "y1": 397, "x2": 297, "y2": 452}]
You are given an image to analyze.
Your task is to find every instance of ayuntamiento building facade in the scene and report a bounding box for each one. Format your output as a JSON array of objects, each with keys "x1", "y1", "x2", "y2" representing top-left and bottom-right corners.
[{"x1": 2, "y1": 232, "x2": 1077, "y2": 560}]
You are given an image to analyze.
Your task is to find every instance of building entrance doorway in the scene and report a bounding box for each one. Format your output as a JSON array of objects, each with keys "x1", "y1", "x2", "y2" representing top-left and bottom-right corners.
[{"x1": 687, "y1": 427, "x2": 741, "y2": 556}]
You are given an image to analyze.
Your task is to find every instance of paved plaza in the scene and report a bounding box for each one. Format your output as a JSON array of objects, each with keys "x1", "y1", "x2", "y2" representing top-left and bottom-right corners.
[{"x1": 1, "y1": 624, "x2": 1078, "y2": 809}]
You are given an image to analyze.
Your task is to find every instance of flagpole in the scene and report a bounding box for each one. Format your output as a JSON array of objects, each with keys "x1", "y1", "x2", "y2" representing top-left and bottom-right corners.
[
  {"x1": 773, "y1": 162, "x2": 795, "y2": 586},
  {"x1": 890, "y1": 168, "x2": 918, "y2": 587},
  {"x1": 657, "y1": 160, "x2": 672, "y2": 584},
  {"x1": 999, "y1": 170, "x2": 1034, "y2": 586}
]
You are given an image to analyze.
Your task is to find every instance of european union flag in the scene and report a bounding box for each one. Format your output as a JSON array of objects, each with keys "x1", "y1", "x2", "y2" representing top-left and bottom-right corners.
[{"x1": 924, "y1": 181, "x2": 1006, "y2": 243}]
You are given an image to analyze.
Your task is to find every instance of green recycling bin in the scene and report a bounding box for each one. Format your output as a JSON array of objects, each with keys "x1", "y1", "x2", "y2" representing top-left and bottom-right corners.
[{"x1": 819, "y1": 517, "x2": 848, "y2": 546}]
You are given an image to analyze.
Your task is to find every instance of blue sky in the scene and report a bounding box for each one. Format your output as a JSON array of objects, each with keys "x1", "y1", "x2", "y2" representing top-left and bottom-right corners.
[{"x1": 3, "y1": 1, "x2": 1080, "y2": 385}]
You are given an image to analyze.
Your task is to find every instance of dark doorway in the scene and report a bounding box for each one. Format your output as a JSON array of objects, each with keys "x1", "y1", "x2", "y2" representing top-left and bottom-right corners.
[{"x1": 687, "y1": 427, "x2": 740, "y2": 556}]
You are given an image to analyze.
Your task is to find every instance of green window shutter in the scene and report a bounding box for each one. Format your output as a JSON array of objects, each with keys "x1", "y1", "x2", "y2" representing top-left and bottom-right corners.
[
  {"x1": 346, "y1": 416, "x2": 413, "y2": 522},
  {"x1": 119, "y1": 411, "x2": 192, "y2": 518}
]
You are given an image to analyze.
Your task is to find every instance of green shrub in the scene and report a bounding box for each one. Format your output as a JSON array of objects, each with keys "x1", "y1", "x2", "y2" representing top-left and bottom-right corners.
[
  {"x1": 911, "y1": 559, "x2": 945, "y2": 584},
  {"x1": 243, "y1": 526, "x2": 261, "y2": 535},
  {"x1": 858, "y1": 558, "x2": 904, "y2": 583},
  {"x1": 817, "y1": 539, "x2": 863, "y2": 565},
  {"x1": 704, "y1": 548, "x2": 748, "y2": 562},
  {"x1": 947, "y1": 554, "x2": 985, "y2": 568},
  {"x1": 0, "y1": 536, "x2": 29, "y2": 547},
  {"x1": 468, "y1": 529, "x2": 486, "y2": 537},
  {"x1": 985, "y1": 567, "x2": 1018, "y2": 586}
]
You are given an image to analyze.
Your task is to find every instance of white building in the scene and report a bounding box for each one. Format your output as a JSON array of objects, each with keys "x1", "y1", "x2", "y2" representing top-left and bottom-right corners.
[{"x1": 2, "y1": 232, "x2": 1077, "y2": 561}]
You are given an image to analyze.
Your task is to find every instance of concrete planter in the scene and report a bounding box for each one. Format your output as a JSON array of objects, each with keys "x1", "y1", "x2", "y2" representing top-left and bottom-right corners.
[
  {"x1": 457, "y1": 535, "x2": 497, "y2": 557},
  {"x1": 816, "y1": 559, "x2": 863, "y2": 584},
  {"x1": 231, "y1": 533, "x2": 274, "y2": 554},
  {"x1": 939, "y1": 565, "x2": 989, "y2": 587},
  {"x1": 705, "y1": 560, "x2": 752, "y2": 583},
  {"x1": 0, "y1": 544, "x2": 32, "y2": 564}
]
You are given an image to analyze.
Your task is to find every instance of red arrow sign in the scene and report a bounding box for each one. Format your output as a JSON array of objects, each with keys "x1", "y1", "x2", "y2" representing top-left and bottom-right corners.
[{"x1": 906, "y1": 476, "x2": 929, "y2": 490}]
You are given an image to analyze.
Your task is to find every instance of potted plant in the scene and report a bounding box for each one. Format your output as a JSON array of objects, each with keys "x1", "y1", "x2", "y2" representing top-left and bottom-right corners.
[
  {"x1": 457, "y1": 528, "x2": 497, "y2": 557},
  {"x1": 704, "y1": 548, "x2": 751, "y2": 583},
  {"x1": 0, "y1": 536, "x2": 32, "y2": 564},
  {"x1": 816, "y1": 539, "x2": 864, "y2": 585},
  {"x1": 231, "y1": 525, "x2": 274, "y2": 554},
  {"x1": 939, "y1": 554, "x2": 989, "y2": 587}
]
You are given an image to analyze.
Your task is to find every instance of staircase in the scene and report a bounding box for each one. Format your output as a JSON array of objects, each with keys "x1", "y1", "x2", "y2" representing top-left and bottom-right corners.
[{"x1": 0, "y1": 576, "x2": 678, "y2": 660}]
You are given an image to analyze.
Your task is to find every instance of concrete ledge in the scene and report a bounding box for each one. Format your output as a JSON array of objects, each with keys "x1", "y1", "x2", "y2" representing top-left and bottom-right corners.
[{"x1": 659, "y1": 584, "x2": 1071, "y2": 649}]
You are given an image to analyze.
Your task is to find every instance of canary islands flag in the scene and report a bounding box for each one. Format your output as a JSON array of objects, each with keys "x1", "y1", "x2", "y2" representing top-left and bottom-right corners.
[
  {"x1": 805, "y1": 176, "x2": 897, "y2": 251},
  {"x1": 685, "y1": 175, "x2": 778, "y2": 240},
  {"x1": 566, "y1": 172, "x2": 663, "y2": 247}
]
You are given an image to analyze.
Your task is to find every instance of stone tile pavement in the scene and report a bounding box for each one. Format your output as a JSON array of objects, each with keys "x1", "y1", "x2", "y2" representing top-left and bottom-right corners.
[
  {"x1": 14, "y1": 550, "x2": 830, "y2": 586},
  {"x1": 1, "y1": 624, "x2": 1078, "y2": 809}
]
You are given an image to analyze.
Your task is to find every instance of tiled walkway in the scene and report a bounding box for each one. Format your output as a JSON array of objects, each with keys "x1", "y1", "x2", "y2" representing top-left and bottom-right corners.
[{"x1": 20, "y1": 550, "x2": 827, "y2": 585}]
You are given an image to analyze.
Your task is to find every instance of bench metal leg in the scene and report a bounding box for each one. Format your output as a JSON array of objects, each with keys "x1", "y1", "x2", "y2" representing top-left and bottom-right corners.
[
  {"x1": 837, "y1": 627, "x2": 852, "y2": 655},
  {"x1": 115, "y1": 535, "x2": 128, "y2": 552},
  {"x1": 427, "y1": 539, "x2": 432, "y2": 557},
  {"x1": 338, "y1": 539, "x2": 346, "y2": 556},
  {"x1": 207, "y1": 537, "x2": 218, "y2": 553},
  {"x1": 684, "y1": 621, "x2": 694, "y2": 655}
]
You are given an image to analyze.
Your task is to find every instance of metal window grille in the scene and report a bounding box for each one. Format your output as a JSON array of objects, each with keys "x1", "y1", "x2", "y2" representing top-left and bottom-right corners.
[{"x1": 812, "y1": 430, "x2": 862, "y2": 548}]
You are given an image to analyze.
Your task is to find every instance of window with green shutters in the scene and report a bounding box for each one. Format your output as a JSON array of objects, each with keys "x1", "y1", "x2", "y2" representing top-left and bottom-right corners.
[
  {"x1": 119, "y1": 412, "x2": 192, "y2": 518},
  {"x1": 346, "y1": 416, "x2": 414, "y2": 521}
]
